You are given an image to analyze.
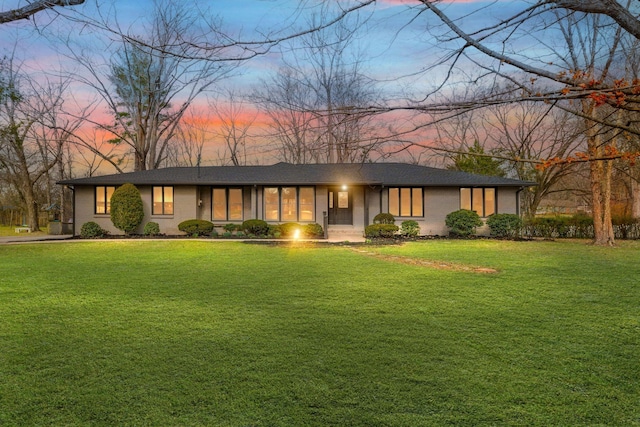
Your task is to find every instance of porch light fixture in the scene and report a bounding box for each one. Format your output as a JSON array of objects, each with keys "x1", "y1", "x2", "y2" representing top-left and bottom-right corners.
[{"x1": 341, "y1": 184, "x2": 348, "y2": 190}]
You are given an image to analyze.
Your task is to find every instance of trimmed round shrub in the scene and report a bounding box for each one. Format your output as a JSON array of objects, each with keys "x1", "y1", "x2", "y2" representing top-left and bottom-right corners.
[
  {"x1": 373, "y1": 213, "x2": 395, "y2": 224},
  {"x1": 278, "y1": 222, "x2": 301, "y2": 237},
  {"x1": 400, "y1": 220, "x2": 420, "y2": 237},
  {"x1": 302, "y1": 223, "x2": 324, "y2": 238},
  {"x1": 486, "y1": 214, "x2": 523, "y2": 238},
  {"x1": 80, "y1": 221, "x2": 106, "y2": 238},
  {"x1": 143, "y1": 221, "x2": 160, "y2": 236},
  {"x1": 110, "y1": 183, "x2": 144, "y2": 234},
  {"x1": 365, "y1": 223, "x2": 399, "y2": 238},
  {"x1": 445, "y1": 209, "x2": 483, "y2": 237},
  {"x1": 241, "y1": 219, "x2": 269, "y2": 237},
  {"x1": 178, "y1": 219, "x2": 214, "y2": 236}
]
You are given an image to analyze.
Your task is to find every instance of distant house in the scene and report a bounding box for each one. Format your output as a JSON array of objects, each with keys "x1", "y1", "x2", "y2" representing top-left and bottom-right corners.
[{"x1": 58, "y1": 162, "x2": 535, "y2": 238}]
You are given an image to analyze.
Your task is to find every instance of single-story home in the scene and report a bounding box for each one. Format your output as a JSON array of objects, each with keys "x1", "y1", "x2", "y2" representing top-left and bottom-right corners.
[{"x1": 58, "y1": 162, "x2": 535, "y2": 238}]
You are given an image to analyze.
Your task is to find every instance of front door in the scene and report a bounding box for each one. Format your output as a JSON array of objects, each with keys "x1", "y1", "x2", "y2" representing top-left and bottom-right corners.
[{"x1": 328, "y1": 188, "x2": 353, "y2": 225}]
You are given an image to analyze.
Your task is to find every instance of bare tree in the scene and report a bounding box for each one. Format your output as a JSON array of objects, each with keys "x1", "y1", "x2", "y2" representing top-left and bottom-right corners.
[
  {"x1": 0, "y1": 56, "x2": 79, "y2": 231},
  {"x1": 487, "y1": 101, "x2": 585, "y2": 218},
  {"x1": 254, "y1": 68, "x2": 321, "y2": 164},
  {"x1": 67, "y1": 0, "x2": 235, "y2": 172},
  {"x1": 165, "y1": 107, "x2": 209, "y2": 168},
  {"x1": 255, "y1": 10, "x2": 391, "y2": 164},
  {"x1": 0, "y1": 0, "x2": 84, "y2": 24},
  {"x1": 210, "y1": 90, "x2": 256, "y2": 166},
  {"x1": 432, "y1": 91, "x2": 584, "y2": 218},
  {"x1": 548, "y1": 0, "x2": 640, "y2": 40}
]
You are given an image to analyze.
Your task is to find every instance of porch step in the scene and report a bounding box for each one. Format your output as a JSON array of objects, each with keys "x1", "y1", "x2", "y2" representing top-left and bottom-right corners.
[{"x1": 326, "y1": 226, "x2": 365, "y2": 242}]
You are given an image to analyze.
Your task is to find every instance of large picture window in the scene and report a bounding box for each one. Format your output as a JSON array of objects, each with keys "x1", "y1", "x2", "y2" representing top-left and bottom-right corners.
[
  {"x1": 153, "y1": 186, "x2": 174, "y2": 215},
  {"x1": 212, "y1": 188, "x2": 243, "y2": 221},
  {"x1": 388, "y1": 187, "x2": 423, "y2": 217},
  {"x1": 460, "y1": 187, "x2": 495, "y2": 217},
  {"x1": 95, "y1": 186, "x2": 116, "y2": 214},
  {"x1": 263, "y1": 186, "x2": 315, "y2": 222}
]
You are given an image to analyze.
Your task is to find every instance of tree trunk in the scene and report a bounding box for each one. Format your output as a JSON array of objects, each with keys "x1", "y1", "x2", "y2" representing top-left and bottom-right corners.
[
  {"x1": 589, "y1": 157, "x2": 615, "y2": 245},
  {"x1": 632, "y1": 178, "x2": 640, "y2": 219},
  {"x1": 23, "y1": 186, "x2": 40, "y2": 232}
]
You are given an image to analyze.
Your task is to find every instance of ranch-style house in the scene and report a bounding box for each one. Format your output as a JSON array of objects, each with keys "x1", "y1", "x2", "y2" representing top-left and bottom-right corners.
[{"x1": 58, "y1": 162, "x2": 535, "y2": 238}]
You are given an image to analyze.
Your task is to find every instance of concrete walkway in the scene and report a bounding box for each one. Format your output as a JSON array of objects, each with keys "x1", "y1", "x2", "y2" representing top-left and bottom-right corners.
[{"x1": 0, "y1": 234, "x2": 74, "y2": 244}]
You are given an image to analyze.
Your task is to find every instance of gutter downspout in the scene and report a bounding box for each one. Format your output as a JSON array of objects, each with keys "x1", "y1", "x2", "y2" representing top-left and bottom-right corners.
[
  {"x1": 66, "y1": 185, "x2": 76, "y2": 236},
  {"x1": 364, "y1": 186, "x2": 369, "y2": 228},
  {"x1": 516, "y1": 187, "x2": 524, "y2": 217}
]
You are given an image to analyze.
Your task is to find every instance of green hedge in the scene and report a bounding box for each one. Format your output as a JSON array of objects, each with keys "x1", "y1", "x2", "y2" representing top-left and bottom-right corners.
[
  {"x1": 241, "y1": 219, "x2": 269, "y2": 236},
  {"x1": 524, "y1": 214, "x2": 593, "y2": 239},
  {"x1": 373, "y1": 213, "x2": 395, "y2": 224},
  {"x1": 302, "y1": 223, "x2": 324, "y2": 238},
  {"x1": 278, "y1": 222, "x2": 301, "y2": 238},
  {"x1": 80, "y1": 221, "x2": 106, "y2": 238},
  {"x1": 487, "y1": 214, "x2": 523, "y2": 238},
  {"x1": 365, "y1": 223, "x2": 399, "y2": 238},
  {"x1": 143, "y1": 222, "x2": 160, "y2": 236},
  {"x1": 178, "y1": 219, "x2": 214, "y2": 236},
  {"x1": 445, "y1": 209, "x2": 483, "y2": 237},
  {"x1": 400, "y1": 220, "x2": 420, "y2": 237},
  {"x1": 110, "y1": 183, "x2": 144, "y2": 234}
]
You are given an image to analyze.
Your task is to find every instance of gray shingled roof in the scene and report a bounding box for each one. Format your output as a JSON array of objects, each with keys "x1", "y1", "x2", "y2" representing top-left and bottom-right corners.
[{"x1": 58, "y1": 162, "x2": 535, "y2": 187}]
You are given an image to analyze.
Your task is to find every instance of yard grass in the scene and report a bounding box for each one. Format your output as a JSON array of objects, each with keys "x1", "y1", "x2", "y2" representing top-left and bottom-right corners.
[{"x1": 0, "y1": 239, "x2": 638, "y2": 426}]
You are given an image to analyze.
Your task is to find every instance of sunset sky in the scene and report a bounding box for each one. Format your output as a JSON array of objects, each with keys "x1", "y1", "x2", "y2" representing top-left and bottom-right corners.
[{"x1": 0, "y1": 0, "x2": 528, "y2": 170}]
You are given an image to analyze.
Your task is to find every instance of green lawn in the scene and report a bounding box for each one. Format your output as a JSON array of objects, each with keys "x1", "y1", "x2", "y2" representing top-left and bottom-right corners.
[
  {"x1": 0, "y1": 225, "x2": 47, "y2": 237},
  {"x1": 0, "y1": 240, "x2": 638, "y2": 426}
]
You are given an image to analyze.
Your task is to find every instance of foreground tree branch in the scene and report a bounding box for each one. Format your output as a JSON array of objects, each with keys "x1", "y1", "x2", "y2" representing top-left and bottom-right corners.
[
  {"x1": 0, "y1": 0, "x2": 85, "y2": 24},
  {"x1": 549, "y1": 0, "x2": 640, "y2": 40}
]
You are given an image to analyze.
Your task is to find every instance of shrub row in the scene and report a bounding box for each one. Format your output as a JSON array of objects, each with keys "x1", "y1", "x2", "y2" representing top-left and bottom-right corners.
[
  {"x1": 80, "y1": 221, "x2": 161, "y2": 238},
  {"x1": 82, "y1": 211, "x2": 640, "y2": 240},
  {"x1": 175, "y1": 219, "x2": 325, "y2": 239},
  {"x1": 364, "y1": 214, "x2": 421, "y2": 238},
  {"x1": 445, "y1": 211, "x2": 640, "y2": 240},
  {"x1": 522, "y1": 214, "x2": 640, "y2": 239}
]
